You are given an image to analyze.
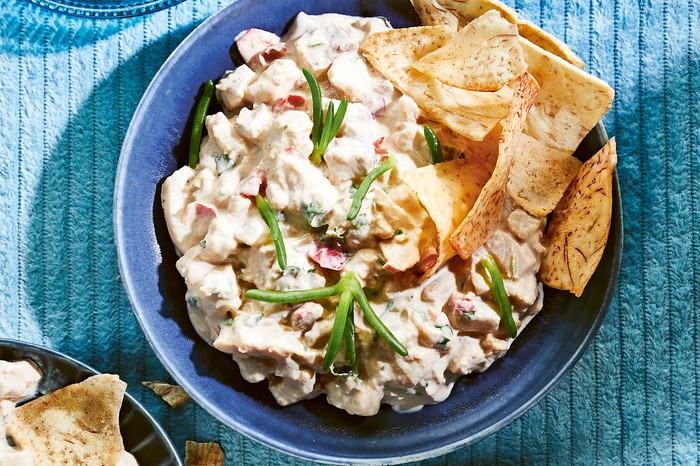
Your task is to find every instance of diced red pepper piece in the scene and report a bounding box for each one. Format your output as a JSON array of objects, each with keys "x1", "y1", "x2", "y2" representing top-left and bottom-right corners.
[
  {"x1": 260, "y1": 43, "x2": 287, "y2": 63},
  {"x1": 449, "y1": 294, "x2": 477, "y2": 320},
  {"x1": 183, "y1": 201, "x2": 218, "y2": 225},
  {"x1": 308, "y1": 243, "x2": 347, "y2": 271},
  {"x1": 373, "y1": 137, "x2": 389, "y2": 155},
  {"x1": 272, "y1": 94, "x2": 306, "y2": 113},
  {"x1": 235, "y1": 28, "x2": 281, "y2": 66},
  {"x1": 291, "y1": 303, "x2": 323, "y2": 332},
  {"x1": 238, "y1": 169, "x2": 267, "y2": 197}
]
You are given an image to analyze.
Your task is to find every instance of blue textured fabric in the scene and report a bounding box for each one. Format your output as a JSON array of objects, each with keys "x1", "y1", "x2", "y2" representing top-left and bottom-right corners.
[{"x1": 0, "y1": 0, "x2": 698, "y2": 463}]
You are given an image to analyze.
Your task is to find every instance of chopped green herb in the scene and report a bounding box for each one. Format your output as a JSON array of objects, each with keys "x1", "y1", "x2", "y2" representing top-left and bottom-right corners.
[
  {"x1": 353, "y1": 213, "x2": 370, "y2": 228},
  {"x1": 245, "y1": 313, "x2": 263, "y2": 327},
  {"x1": 376, "y1": 256, "x2": 386, "y2": 266},
  {"x1": 459, "y1": 273, "x2": 467, "y2": 291},
  {"x1": 214, "y1": 154, "x2": 234, "y2": 175},
  {"x1": 283, "y1": 266, "x2": 301, "y2": 278},
  {"x1": 347, "y1": 156, "x2": 396, "y2": 221},
  {"x1": 199, "y1": 240, "x2": 207, "y2": 249},
  {"x1": 309, "y1": 42, "x2": 326, "y2": 48},
  {"x1": 186, "y1": 296, "x2": 200, "y2": 309},
  {"x1": 189, "y1": 80, "x2": 215, "y2": 168},
  {"x1": 302, "y1": 202, "x2": 327, "y2": 228},
  {"x1": 280, "y1": 124, "x2": 288, "y2": 133},
  {"x1": 394, "y1": 229, "x2": 404, "y2": 236},
  {"x1": 220, "y1": 317, "x2": 234, "y2": 327}
]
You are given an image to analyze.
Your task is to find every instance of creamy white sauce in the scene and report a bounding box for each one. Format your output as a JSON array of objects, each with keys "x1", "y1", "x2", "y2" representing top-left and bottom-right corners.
[
  {"x1": 162, "y1": 13, "x2": 546, "y2": 416},
  {"x1": 0, "y1": 361, "x2": 41, "y2": 465}
]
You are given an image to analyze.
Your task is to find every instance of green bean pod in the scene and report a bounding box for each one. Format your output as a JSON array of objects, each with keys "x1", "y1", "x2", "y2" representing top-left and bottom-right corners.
[
  {"x1": 323, "y1": 289, "x2": 354, "y2": 370},
  {"x1": 343, "y1": 300, "x2": 356, "y2": 367},
  {"x1": 480, "y1": 255, "x2": 518, "y2": 338},
  {"x1": 346, "y1": 156, "x2": 396, "y2": 221},
  {"x1": 349, "y1": 279, "x2": 408, "y2": 356},
  {"x1": 423, "y1": 124, "x2": 444, "y2": 164},
  {"x1": 303, "y1": 68, "x2": 322, "y2": 156},
  {"x1": 245, "y1": 284, "x2": 340, "y2": 304},
  {"x1": 255, "y1": 195, "x2": 287, "y2": 270},
  {"x1": 188, "y1": 80, "x2": 215, "y2": 168}
]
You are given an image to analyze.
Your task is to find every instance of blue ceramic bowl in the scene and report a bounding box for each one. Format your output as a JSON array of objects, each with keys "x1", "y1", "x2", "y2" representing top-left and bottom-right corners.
[
  {"x1": 0, "y1": 339, "x2": 182, "y2": 465},
  {"x1": 114, "y1": 1, "x2": 623, "y2": 463}
]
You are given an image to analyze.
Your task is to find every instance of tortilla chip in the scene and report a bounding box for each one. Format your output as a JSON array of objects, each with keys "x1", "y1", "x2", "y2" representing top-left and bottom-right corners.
[
  {"x1": 185, "y1": 441, "x2": 225, "y2": 466},
  {"x1": 412, "y1": 0, "x2": 585, "y2": 69},
  {"x1": 410, "y1": 0, "x2": 459, "y2": 31},
  {"x1": 450, "y1": 73, "x2": 540, "y2": 259},
  {"x1": 521, "y1": 38, "x2": 614, "y2": 154},
  {"x1": 414, "y1": 10, "x2": 527, "y2": 91},
  {"x1": 143, "y1": 381, "x2": 191, "y2": 408},
  {"x1": 506, "y1": 133, "x2": 582, "y2": 216},
  {"x1": 404, "y1": 158, "x2": 492, "y2": 276},
  {"x1": 9, "y1": 374, "x2": 127, "y2": 466},
  {"x1": 360, "y1": 26, "x2": 514, "y2": 141},
  {"x1": 539, "y1": 138, "x2": 617, "y2": 297}
]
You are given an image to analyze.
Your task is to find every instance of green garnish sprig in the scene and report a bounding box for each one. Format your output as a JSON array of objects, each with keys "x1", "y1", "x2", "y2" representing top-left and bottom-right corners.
[
  {"x1": 256, "y1": 195, "x2": 287, "y2": 270},
  {"x1": 245, "y1": 272, "x2": 407, "y2": 370},
  {"x1": 346, "y1": 156, "x2": 396, "y2": 221},
  {"x1": 423, "y1": 124, "x2": 444, "y2": 164},
  {"x1": 189, "y1": 80, "x2": 215, "y2": 168},
  {"x1": 303, "y1": 68, "x2": 348, "y2": 165},
  {"x1": 480, "y1": 255, "x2": 517, "y2": 338}
]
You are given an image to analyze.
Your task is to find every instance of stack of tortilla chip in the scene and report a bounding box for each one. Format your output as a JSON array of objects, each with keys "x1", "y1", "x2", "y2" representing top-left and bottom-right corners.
[{"x1": 361, "y1": 0, "x2": 616, "y2": 295}]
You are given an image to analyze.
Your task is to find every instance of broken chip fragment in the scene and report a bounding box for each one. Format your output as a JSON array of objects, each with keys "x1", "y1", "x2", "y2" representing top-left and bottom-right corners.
[
  {"x1": 143, "y1": 381, "x2": 191, "y2": 408},
  {"x1": 185, "y1": 441, "x2": 225, "y2": 466}
]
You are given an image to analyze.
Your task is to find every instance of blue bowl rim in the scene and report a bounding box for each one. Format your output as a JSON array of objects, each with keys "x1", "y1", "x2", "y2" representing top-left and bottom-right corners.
[
  {"x1": 114, "y1": 2, "x2": 624, "y2": 463},
  {"x1": 0, "y1": 338, "x2": 184, "y2": 465}
]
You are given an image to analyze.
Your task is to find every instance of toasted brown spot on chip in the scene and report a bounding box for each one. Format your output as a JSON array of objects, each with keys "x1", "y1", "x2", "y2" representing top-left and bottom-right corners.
[
  {"x1": 360, "y1": 26, "x2": 514, "y2": 141},
  {"x1": 450, "y1": 73, "x2": 540, "y2": 260},
  {"x1": 411, "y1": 0, "x2": 585, "y2": 69},
  {"x1": 8, "y1": 374, "x2": 128, "y2": 466},
  {"x1": 414, "y1": 10, "x2": 527, "y2": 91},
  {"x1": 521, "y1": 38, "x2": 614, "y2": 154},
  {"x1": 539, "y1": 138, "x2": 617, "y2": 297},
  {"x1": 506, "y1": 132, "x2": 582, "y2": 216},
  {"x1": 185, "y1": 441, "x2": 225, "y2": 466},
  {"x1": 143, "y1": 381, "x2": 191, "y2": 409},
  {"x1": 410, "y1": 0, "x2": 459, "y2": 31}
]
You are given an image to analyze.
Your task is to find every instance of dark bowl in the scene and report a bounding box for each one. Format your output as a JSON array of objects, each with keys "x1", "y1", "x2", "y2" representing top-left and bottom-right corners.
[
  {"x1": 114, "y1": 1, "x2": 623, "y2": 463},
  {"x1": 0, "y1": 339, "x2": 182, "y2": 465}
]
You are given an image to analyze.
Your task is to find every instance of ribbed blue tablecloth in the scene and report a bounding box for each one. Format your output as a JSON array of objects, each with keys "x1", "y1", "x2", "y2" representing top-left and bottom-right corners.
[{"x1": 0, "y1": 0, "x2": 698, "y2": 463}]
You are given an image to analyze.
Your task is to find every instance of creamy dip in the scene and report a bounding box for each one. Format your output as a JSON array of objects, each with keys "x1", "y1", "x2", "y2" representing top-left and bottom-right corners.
[
  {"x1": 162, "y1": 13, "x2": 546, "y2": 415},
  {"x1": 0, "y1": 360, "x2": 41, "y2": 465}
]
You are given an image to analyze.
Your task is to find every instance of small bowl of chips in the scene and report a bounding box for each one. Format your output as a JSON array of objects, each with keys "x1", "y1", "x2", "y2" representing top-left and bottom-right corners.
[
  {"x1": 0, "y1": 339, "x2": 182, "y2": 465},
  {"x1": 115, "y1": 0, "x2": 622, "y2": 462}
]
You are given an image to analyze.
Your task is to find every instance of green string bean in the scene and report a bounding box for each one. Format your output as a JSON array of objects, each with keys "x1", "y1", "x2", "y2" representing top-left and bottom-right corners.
[
  {"x1": 188, "y1": 80, "x2": 215, "y2": 168},
  {"x1": 255, "y1": 195, "x2": 287, "y2": 270},
  {"x1": 480, "y1": 255, "x2": 518, "y2": 338},
  {"x1": 346, "y1": 156, "x2": 396, "y2": 221}
]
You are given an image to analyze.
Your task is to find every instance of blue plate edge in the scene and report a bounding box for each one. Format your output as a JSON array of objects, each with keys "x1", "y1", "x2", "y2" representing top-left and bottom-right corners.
[{"x1": 0, "y1": 338, "x2": 184, "y2": 466}]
